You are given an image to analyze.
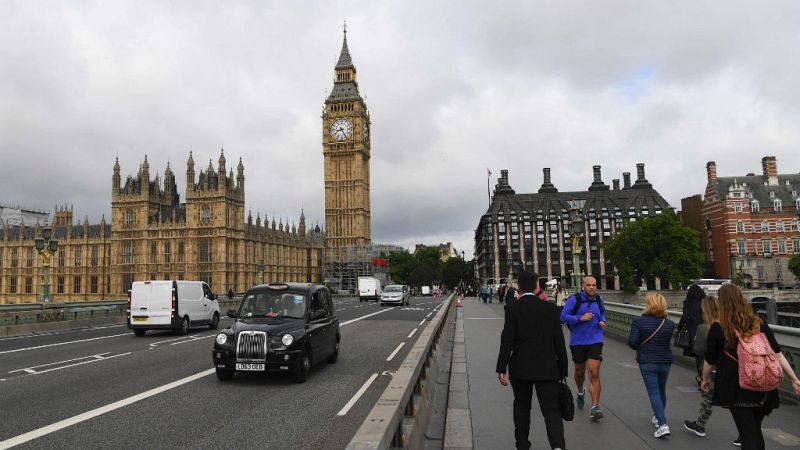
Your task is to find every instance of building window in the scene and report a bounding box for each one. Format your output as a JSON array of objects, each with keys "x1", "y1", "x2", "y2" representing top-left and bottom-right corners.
[
  {"x1": 123, "y1": 274, "x2": 134, "y2": 293},
  {"x1": 734, "y1": 203, "x2": 742, "y2": 213},
  {"x1": 91, "y1": 246, "x2": 99, "y2": 266},
  {"x1": 26, "y1": 248, "x2": 33, "y2": 267},
  {"x1": 164, "y1": 242, "x2": 171, "y2": 263},
  {"x1": 10, "y1": 277, "x2": 17, "y2": 294},
  {"x1": 74, "y1": 247, "x2": 82, "y2": 266},
  {"x1": 25, "y1": 276, "x2": 33, "y2": 294},
  {"x1": 178, "y1": 242, "x2": 185, "y2": 263},
  {"x1": 792, "y1": 220, "x2": 799, "y2": 231},
  {"x1": 125, "y1": 209, "x2": 134, "y2": 225},
  {"x1": 736, "y1": 221, "x2": 744, "y2": 232},
  {"x1": 793, "y1": 238, "x2": 800, "y2": 253},
  {"x1": 761, "y1": 221, "x2": 769, "y2": 232},
  {"x1": 90, "y1": 276, "x2": 98, "y2": 294},
  {"x1": 122, "y1": 242, "x2": 135, "y2": 264},
  {"x1": 778, "y1": 239, "x2": 786, "y2": 254},
  {"x1": 58, "y1": 248, "x2": 65, "y2": 267},
  {"x1": 762, "y1": 239, "x2": 772, "y2": 254},
  {"x1": 11, "y1": 248, "x2": 18, "y2": 268},
  {"x1": 151, "y1": 242, "x2": 158, "y2": 264},
  {"x1": 73, "y1": 276, "x2": 81, "y2": 294},
  {"x1": 201, "y1": 206, "x2": 211, "y2": 222},
  {"x1": 199, "y1": 239, "x2": 212, "y2": 262},
  {"x1": 776, "y1": 221, "x2": 785, "y2": 232},
  {"x1": 57, "y1": 276, "x2": 65, "y2": 294},
  {"x1": 751, "y1": 201, "x2": 760, "y2": 213},
  {"x1": 738, "y1": 241, "x2": 746, "y2": 255},
  {"x1": 774, "y1": 200, "x2": 782, "y2": 212}
]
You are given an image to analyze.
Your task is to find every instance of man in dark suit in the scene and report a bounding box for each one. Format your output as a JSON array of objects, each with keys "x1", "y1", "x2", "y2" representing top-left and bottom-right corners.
[{"x1": 496, "y1": 270, "x2": 568, "y2": 450}]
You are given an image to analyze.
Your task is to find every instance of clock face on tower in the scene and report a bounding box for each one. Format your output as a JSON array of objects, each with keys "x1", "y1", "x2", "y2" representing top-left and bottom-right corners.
[{"x1": 330, "y1": 118, "x2": 353, "y2": 141}]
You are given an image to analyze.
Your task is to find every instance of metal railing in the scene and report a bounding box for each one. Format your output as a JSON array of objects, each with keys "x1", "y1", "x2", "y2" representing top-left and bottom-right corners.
[{"x1": 346, "y1": 293, "x2": 454, "y2": 449}]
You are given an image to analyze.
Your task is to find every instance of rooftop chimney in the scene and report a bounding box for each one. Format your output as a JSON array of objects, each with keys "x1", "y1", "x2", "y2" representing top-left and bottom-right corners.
[
  {"x1": 706, "y1": 161, "x2": 717, "y2": 184},
  {"x1": 493, "y1": 169, "x2": 516, "y2": 196},
  {"x1": 632, "y1": 163, "x2": 653, "y2": 189},
  {"x1": 623, "y1": 172, "x2": 631, "y2": 189},
  {"x1": 762, "y1": 156, "x2": 778, "y2": 186},
  {"x1": 612, "y1": 179, "x2": 620, "y2": 191},
  {"x1": 588, "y1": 165, "x2": 610, "y2": 191},
  {"x1": 538, "y1": 167, "x2": 558, "y2": 193}
]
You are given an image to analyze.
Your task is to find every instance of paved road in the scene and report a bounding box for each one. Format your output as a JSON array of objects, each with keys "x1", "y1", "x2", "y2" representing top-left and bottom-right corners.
[{"x1": 0, "y1": 296, "x2": 446, "y2": 449}]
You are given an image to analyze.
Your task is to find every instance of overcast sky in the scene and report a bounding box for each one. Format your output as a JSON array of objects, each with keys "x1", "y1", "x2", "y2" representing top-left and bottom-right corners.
[{"x1": 2, "y1": 1, "x2": 800, "y2": 257}]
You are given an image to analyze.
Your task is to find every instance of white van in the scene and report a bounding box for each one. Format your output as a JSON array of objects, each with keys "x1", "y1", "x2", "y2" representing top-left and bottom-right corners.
[
  {"x1": 128, "y1": 280, "x2": 220, "y2": 336},
  {"x1": 421, "y1": 286, "x2": 431, "y2": 296},
  {"x1": 358, "y1": 277, "x2": 382, "y2": 302}
]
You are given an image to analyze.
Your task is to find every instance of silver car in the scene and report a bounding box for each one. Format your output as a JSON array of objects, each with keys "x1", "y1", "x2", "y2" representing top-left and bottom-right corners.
[{"x1": 380, "y1": 284, "x2": 410, "y2": 306}]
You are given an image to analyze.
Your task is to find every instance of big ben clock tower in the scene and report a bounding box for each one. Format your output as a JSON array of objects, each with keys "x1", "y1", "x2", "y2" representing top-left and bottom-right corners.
[{"x1": 323, "y1": 26, "x2": 371, "y2": 249}]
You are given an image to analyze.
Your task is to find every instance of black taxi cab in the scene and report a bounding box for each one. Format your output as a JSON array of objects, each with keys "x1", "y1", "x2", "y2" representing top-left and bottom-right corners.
[{"x1": 212, "y1": 282, "x2": 339, "y2": 383}]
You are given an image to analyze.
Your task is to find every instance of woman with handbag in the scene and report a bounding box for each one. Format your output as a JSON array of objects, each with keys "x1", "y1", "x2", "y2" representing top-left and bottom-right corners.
[{"x1": 628, "y1": 293, "x2": 675, "y2": 439}]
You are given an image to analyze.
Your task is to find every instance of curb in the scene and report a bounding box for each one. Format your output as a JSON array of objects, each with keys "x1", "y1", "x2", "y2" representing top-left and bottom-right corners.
[{"x1": 444, "y1": 307, "x2": 473, "y2": 449}]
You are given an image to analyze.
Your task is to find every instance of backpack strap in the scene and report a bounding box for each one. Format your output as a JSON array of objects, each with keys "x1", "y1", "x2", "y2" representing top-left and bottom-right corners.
[{"x1": 570, "y1": 293, "x2": 583, "y2": 316}]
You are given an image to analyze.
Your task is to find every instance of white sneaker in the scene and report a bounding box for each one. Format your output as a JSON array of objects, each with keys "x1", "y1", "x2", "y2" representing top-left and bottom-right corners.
[
  {"x1": 655, "y1": 424, "x2": 671, "y2": 438},
  {"x1": 652, "y1": 416, "x2": 659, "y2": 428}
]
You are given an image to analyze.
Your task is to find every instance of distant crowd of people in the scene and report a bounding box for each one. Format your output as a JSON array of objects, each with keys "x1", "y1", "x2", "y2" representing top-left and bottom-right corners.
[{"x1": 482, "y1": 273, "x2": 800, "y2": 450}]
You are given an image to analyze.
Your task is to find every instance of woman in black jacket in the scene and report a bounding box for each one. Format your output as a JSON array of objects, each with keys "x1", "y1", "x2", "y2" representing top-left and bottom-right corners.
[
  {"x1": 701, "y1": 284, "x2": 800, "y2": 450},
  {"x1": 679, "y1": 284, "x2": 705, "y2": 381}
]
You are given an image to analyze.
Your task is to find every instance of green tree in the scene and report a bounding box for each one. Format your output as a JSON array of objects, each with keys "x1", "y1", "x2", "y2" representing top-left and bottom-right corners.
[
  {"x1": 442, "y1": 257, "x2": 469, "y2": 289},
  {"x1": 414, "y1": 247, "x2": 443, "y2": 283},
  {"x1": 789, "y1": 254, "x2": 800, "y2": 284},
  {"x1": 604, "y1": 209, "x2": 704, "y2": 294},
  {"x1": 388, "y1": 251, "x2": 415, "y2": 285},
  {"x1": 409, "y1": 264, "x2": 437, "y2": 288}
]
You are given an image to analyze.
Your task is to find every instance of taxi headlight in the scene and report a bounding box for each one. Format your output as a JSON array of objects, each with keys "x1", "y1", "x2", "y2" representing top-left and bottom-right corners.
[
  {"x1": 282, "y1": 333, "x2": 294, "y2": 346},
  {"x1": 216, "y1": 333, "x2": 228, "y2": 345}
]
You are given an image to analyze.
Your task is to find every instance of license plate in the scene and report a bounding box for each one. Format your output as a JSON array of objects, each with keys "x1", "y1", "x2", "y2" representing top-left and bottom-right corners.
[
  {"x1": 236, "y1": 363, "x2": 265, "y2": 371},
  {"x1": 133, "y1": 317, "x2": 147, "y2": 322}
]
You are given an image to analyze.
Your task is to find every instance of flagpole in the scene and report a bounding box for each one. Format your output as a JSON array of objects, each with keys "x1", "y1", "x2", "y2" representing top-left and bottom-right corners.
[{"x1": 487, "y1": 169, "x2": 491, "y2": 207}]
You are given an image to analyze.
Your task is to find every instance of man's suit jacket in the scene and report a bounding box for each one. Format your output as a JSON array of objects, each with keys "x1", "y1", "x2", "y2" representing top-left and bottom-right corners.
[{"x1": 496, "y1": 292, "x2": 568, "y2": 380}]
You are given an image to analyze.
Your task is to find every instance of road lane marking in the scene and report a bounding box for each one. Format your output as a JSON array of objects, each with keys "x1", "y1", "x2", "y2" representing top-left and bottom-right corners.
[
  {"x1": 419, "y1": 319, "x2": 426, "y2": 326},
  {"x1": 407, "y1": 328, "x2": 418, "y2": 339},
  {"x1": 0, "y1": 368, "x2": 216, "y2": 449},
  {"x1": 425, "y1": 312, "x2": 432, "y2": 319},
  {"x1": 386, "y1": 343, "x2": 405, "y2": 361},
  {"x1": 169, "y1": 334, "x2": 215, "y2": 346},
  {"x1": 339, "y1": 308, "x2": 391, "y2": 326},
  {"x1": 337, "y1": 373, "x2": 378, "y2": 417},
  {"x1": 0, "y1": 333, "x2": 130, "y2": 355},
  {"x1": 0, "y1": 324, "x2": 127, "y2": 342},
  {"x1": 9, "y1": 352, "x2": 132, "y2": 376}
]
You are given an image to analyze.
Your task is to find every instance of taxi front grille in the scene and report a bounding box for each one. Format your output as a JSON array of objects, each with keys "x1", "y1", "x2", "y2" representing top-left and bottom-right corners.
[{"x1": 236, "y1": 331, "x2": 267, "y2": 362}]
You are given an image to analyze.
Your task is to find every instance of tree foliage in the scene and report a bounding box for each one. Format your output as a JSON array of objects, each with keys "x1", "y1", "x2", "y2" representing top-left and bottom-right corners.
[
  {"x1": 603, "y1": 209, "x2": 704, "y2": 293},
  {"x1": 442, "y1": 257, "x2": 470, "y2": 289},
  {"x1": 789, "y1": 254, "x2": 800, "y2": 284}
]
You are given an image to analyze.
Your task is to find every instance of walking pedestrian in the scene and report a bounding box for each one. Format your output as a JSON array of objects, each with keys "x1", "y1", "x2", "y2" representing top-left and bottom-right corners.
[
  {"x1": 679, "y1": 284, "x2": 706, "y2": 384},
  {"x1": 496, "y1": 270, "x2": 568, "y2": 450},
  {"x1": 628, "y1": 293, "x2": 675, "y2": 438},
  {"x1": 481, "y1": 284, "x2": 489, "y2": 303},
  {"x1": 504, "y1": 282, "x2": 518, "y2": 304},
  {"x1": 684, "y1": 296, "x2": 731, "y2": 439},
  {"x1": 498, "y1": 284, "x2": 507, "y2": 304},
  {"x1": 560, "y1": 275, "x2": 607, "y2": 421},
  {"x1": 702, "y1": 284, "x2": 800, "y2": 450}
]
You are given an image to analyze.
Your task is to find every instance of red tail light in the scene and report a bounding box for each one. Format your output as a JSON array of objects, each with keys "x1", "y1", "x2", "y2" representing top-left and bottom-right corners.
[
  {"x1": 172, "y1": 289, "x2": 177, "y2": 316},
  {"x1": 127, "y1": 291, "x2": 131, "y2": 314}
]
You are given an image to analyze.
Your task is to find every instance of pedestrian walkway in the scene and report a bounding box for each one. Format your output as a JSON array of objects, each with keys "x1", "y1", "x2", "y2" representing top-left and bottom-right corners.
[{"x1": 445, "y1": 296, "x2": 800, "y2": 450}]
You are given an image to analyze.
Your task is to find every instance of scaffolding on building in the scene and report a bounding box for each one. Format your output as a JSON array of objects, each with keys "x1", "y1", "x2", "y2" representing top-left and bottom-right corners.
[{"x1": 322, "y1": 243, "x2": 405, "y2": 294}]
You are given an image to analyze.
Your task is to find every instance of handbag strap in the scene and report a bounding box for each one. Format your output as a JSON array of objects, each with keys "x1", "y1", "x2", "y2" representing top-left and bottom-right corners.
[{"x1": 640, "y1": 318, "x2": 666, "y2": 347}]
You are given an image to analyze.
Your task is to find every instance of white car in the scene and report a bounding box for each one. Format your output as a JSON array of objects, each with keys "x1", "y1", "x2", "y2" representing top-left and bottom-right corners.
[
  {"x1": 380, "y1": 284, "x2": 410, "y2": 306},
  {"x1": 128, "y1": 280, "x2": 220, "y2": 336}
]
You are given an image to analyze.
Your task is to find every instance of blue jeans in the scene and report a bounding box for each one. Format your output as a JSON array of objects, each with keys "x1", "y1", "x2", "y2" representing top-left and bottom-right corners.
[{"x1": 639, "y1": 362, "x2": 671, "y2": 426}]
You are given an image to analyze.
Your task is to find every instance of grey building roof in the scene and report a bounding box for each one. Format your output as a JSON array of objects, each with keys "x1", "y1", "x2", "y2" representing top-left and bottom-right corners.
[
  {"x1": 336, "y1": 33, "x2": 353, "y2": 68},
  {"x1": 4, "y1": 224, "x2": 111, "y2": 241},
  {"x1": 326, "y1": 81, "x2": 363, "y2": 103},
  {"x1": 712, "y1": 174, "x2": 800, "y2": 206}
]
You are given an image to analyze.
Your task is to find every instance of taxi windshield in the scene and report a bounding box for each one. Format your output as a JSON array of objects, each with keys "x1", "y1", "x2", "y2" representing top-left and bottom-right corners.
[{"x1": 239, "y1": 292, "x2": 306, "y2": 319}]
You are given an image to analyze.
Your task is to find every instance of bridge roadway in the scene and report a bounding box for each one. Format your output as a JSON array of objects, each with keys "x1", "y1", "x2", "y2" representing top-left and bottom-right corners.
[
  {"x1": 448, "y1": 297, "x2": 800, "y2": 450},
  {"x1": 0, "y1": 296, "x2": 445, "y2": 449}
]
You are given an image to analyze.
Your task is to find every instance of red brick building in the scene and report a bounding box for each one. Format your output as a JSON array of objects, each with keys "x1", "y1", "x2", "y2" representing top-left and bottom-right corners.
[{"x1": 702, "y1": 156, "x2": 800, "y2": 288}]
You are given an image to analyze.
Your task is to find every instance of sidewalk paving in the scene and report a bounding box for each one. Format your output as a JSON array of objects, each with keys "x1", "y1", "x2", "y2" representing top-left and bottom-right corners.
[{"x1": 445, "y1": 296, "x2": 800, "y2": 450}]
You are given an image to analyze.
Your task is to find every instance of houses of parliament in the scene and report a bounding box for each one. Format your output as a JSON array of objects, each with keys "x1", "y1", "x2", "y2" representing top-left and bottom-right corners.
[{"x1": 0, "y1": 30, "x2": 372, "y2": 304}]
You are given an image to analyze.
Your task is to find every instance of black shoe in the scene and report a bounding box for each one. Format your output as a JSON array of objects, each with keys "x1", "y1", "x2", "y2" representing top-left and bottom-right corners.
[
  {"x1": 683, "y1": 420, "x2": 706, "y2": 437},
  {"x1": 733, "y1": 436, "x2": 742, "y2": 446}
]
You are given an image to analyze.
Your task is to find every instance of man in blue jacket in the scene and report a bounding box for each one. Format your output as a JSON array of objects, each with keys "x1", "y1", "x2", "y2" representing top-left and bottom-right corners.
[{"x1": 560, "y1": 275, "x2": 607, "y2": 421}]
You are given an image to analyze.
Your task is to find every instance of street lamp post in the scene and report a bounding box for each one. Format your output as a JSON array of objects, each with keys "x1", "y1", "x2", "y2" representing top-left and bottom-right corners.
[
  {"x1": 569, "y1": 200, "x2": 585, "y2": 293},
  {"x1": 35, "y1": 224, "x2": 58, "y2": 303},
  {"x1": 256, "y1": 259, "x2": 266, "y2": 284}
]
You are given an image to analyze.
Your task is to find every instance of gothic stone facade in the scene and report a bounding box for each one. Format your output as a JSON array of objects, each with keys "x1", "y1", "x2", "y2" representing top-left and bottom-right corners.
[
  {"x1": 322, "y1": 30, "x2": 372, "y2": 249},
  {"x1": 0, "y1": 152, "x2": 324, "y2": 304},
  {"x1": 702, "y1": 156, "x2": 800, "y2": 287},
  {"x1": 475, "y1": 164, "x2": 671, "y2": 291}
]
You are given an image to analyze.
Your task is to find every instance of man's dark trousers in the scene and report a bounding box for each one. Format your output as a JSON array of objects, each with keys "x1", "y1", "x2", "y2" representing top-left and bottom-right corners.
[{"x1": 510, "y1": 378, "x2": 565, "y2": 450}]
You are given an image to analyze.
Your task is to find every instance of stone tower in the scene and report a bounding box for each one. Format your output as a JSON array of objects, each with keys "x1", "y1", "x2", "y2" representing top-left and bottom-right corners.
[{"x1": 322, "y1": 26, "x2": 372, "y2": 248}]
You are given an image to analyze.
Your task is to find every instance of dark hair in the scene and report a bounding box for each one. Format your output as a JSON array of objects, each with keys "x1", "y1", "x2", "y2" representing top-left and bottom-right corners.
[
  {"x1": 518, "y1": 271, "x2": 539, "y2": 292},
  {"x1": 686, "y1": 284, "x2": 705, "y2": 303}
]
